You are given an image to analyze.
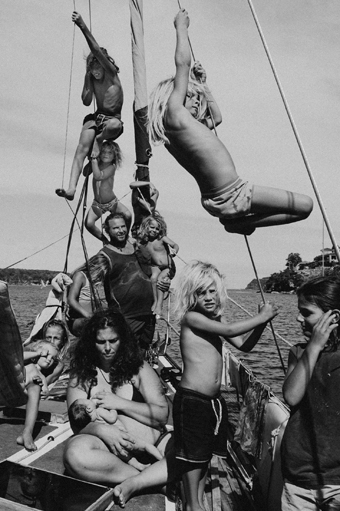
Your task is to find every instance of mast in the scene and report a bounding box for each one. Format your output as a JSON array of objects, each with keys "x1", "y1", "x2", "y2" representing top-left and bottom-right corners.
[{"x1": 129, "y1": 0, "x2": 152, "y2": 231}]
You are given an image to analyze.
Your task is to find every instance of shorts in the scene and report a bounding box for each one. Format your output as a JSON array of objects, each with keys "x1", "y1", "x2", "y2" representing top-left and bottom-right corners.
[
  {"x1": 173, "y1": 386, "x2": 228, "y2": 464},
  {"x1": 201, "y1": 177, "x2": 253, "y2": 220},
  {"x1": 282, "y1": 481, "x2": 340, "y2": 511},
  {"x1": 82, "y1": 112, "x2": 124, "y2": 137},
  {"x1": 92, "y1": 197, "x2": 118, "y2": 214}
]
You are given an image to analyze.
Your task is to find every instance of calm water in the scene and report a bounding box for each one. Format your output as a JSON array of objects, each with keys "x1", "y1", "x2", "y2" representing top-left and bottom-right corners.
[{"x1": 8, "y1": 285, "x2": 303, "y2": 397}]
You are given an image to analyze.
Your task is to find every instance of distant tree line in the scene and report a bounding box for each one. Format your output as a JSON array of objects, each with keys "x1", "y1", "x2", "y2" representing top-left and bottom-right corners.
[
  {"x1": 0, "y1": 268, "x2": 59, "y2": 285},
  {"x1": 247, "y1": 252, "x2": 340, "y2": 293}
]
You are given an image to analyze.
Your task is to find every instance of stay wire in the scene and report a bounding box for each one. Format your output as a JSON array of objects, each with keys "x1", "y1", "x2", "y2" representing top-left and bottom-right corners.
[
  {"x1": 247, "y1": 0, "x2": 340, "y2": 263},
  {"x1": 244, "y1": 235, "x2": 286, "y2": 373}
]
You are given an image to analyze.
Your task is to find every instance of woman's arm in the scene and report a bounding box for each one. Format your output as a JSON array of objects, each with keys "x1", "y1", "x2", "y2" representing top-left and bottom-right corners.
[
  {"x1": 94, "y1": 363, "x2": 169, "y2": 429},
  {"x1": 283, "y1": 310, "x2": 337, "y2": 406},
  {"x1": 67, "y1": 272, "x2": 92, "y2": 320}
]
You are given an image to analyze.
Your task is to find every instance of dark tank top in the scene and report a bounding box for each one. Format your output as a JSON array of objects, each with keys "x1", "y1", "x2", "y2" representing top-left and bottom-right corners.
[
  {"x1": 101, "y1": 246, "x2": 153, "y2": 318},
  {"x1": 281, "y1": 343, "x2": 340, "y2": 488}
]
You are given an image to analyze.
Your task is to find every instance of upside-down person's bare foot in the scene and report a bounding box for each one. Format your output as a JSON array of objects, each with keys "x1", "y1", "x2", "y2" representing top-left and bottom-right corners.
[
  {"x1": 17, "y1": 430, "x2": 37, "y2": 452},
  {"x1": 55, "y1": 188, "x2": 75, "y2": 200}
]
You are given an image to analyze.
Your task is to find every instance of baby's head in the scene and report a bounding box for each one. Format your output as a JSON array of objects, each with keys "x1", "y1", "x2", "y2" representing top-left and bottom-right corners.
[
  {"x1": 43, "y1": 319, "x2": 68, "y2": 351},
  {"x1": 68, "y1": 398, "x2": 96, "y2": 434},
  {"x1": 34, "y1": 341, "x2": 60, "y2": 371},
  {"x1": 99, "y1": 140, "x2": 123, "y2": 168}
]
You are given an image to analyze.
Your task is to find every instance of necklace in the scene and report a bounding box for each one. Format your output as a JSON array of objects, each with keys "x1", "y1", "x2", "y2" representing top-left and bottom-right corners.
[{"x1": 98, "y1": 368, "x2": 111, "y2": 385}]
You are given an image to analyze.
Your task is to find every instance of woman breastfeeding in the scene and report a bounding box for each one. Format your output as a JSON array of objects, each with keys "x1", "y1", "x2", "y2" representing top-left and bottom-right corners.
[{"x1": 63, "y1": 309, "x2": 170, "y2": 486}]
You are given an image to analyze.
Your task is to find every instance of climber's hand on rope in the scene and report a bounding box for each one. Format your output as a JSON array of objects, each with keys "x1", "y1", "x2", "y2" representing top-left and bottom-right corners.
[
  {"x1": 191, "y1": 61, "x2": 206, "y2": 83},
  {"x1": 72, "y1": 11, "x2": 85, "y2": 29},
  {"x1": 258, "y1": 302, "x2": 279, "y2": 322},
  {"x1": 174, "y1": 9, "x2": 190, "y2": 30}
]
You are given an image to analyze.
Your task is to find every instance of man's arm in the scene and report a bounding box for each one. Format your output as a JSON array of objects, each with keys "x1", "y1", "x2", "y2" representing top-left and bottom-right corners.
[{"x1": 81, "y1": 71, "x2": 94, "y2": 106}]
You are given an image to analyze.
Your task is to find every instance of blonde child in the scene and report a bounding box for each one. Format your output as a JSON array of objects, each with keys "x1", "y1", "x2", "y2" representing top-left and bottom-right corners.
[
  {"x1": 84, "y1": 140, "x2": 132, "y2": 243},
  {"x1": 113, "y1": 260, "x2": 278, "y2": 508},
  {"x1": 17, "y1": 342, "x2": 63, "y2": 452},
  {"x1": 137, "y1": 213, "x2": 179, "y2": 317},
  {"x1": 69, "y1": 398, "x2": 162, "y2": 471},
  {"x1": 148, "y1": 9, "x2": 313, "y2": 236},
  {"x1": 56, "y1": 11, "x2": 124, "y2": 201}
]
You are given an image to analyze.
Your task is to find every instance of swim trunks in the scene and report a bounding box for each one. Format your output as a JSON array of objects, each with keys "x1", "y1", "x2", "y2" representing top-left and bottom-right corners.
[
  {"x1": 173, "y1": 386, "x2": 228, "y2": 463},
  {"x1": 201, "y1": 177, "x2": 253, "y2": 220},
  {"x1": 92, "y1": 197, "x2": 118, "y2": 214},
  {"x1": 82, "y1": 111, "x2": 124, "y2": 137}
]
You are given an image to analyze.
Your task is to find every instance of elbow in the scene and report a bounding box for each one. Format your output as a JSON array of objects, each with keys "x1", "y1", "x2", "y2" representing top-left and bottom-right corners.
[{"x1": 282, "y1": 386, "x2": 300, "y2": 408}]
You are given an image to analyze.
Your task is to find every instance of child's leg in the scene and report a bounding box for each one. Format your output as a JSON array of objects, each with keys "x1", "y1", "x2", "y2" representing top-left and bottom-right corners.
[
  {"x1": 115, "y1": 202, "x2": 132, "y2": 232},
  {"x1": 150, "y1": 267, "x2": 161, "y2": 312},
  {"x1": 85, "y1": 206, "x2": 109, "y2": 244},
  {"x1": 17, "y1": 383, "x2": 41, "y2": 451},
  {"x1": 153, "y1": 269, "x2": 170, "y2": 318},
  {"x1": 182, "y1": 462, "x2": 209, "y2": 511},
  {"x1": 222, "y1": 185, "x2": 313, "y2": 234},
  {"x1": 56, "y1": 128, "x2": 95, "y2": 200},
  {"x1": 92, "y1": 118, "x2": 123, "y2": 158}
]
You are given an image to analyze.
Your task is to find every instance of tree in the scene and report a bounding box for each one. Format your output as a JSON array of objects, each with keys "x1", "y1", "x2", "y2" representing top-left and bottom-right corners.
[{"x1": 286, "y1": 253, "x2": 302, "y2": 271}]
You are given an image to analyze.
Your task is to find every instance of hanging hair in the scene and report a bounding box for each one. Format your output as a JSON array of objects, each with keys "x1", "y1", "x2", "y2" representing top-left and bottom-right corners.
[
  {"x1": 138, "y1": 213, "x2": 167, "y2": 243},
  {"x1": 174, "y1": 260, "x2": 228, "y2": 323},
  {"x1": 100, "y1": 140, "x2": 123, "y2": 168},
  {"x1": 86, "y1": 47, "x2": 120, "y2": 72},
  {"x1": 69, "y1": 309, "x2": 144, "y2": 392},
  {"x1": 148, "y1": 77, "x2": 209, "y2": 145},
  {"x1": 297, "y1": 274, "x2": 340, "y2": 350},
  {"x1": 71, "y1": 253, "x2": 107, "y2": 285}
]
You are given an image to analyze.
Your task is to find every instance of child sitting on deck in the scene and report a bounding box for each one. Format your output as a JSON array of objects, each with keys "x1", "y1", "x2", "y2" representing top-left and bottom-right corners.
[
  {"x1": 148, "y1": 9, "x2": 313, "y2": 236},
  {"x1": 137, "y1": 213, "x2": 179, "y2": 318},
  {"x1": 112, "y1": 260, "x2": 278, "y2": 508},
  {"x1": 69, "y1": 398, "x2": 162, "y2": 471},
  {"x1": 281, "y1": 275, "x2": 340, "y2": 510},
  {"x1": 18, "y1": 341, "x2": 63, "y2": 452},
  {"x1": 84, "y1": 140, "x2": 132, "y2": 243},
  {"x1": 56, "y1": 11, "x2": 124, "y2": 201}
]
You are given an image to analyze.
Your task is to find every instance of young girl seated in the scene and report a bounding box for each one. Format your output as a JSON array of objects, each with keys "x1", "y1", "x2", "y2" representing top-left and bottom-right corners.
[
  {"x1": 69, "y1": 398, "x2": 162, "y2": 471},
  {"x1": 148, "y1": 9, "x2": 313, "y2": 236},
  {"x1": 137, "y1": 213, "x2": 179, "y2": 318},
  {"x1": 17, "y1": 342, "x2": 63, "y2": 452},
  {"x1": 84, "y1": 140, "x2": 132, "y2": 243}
]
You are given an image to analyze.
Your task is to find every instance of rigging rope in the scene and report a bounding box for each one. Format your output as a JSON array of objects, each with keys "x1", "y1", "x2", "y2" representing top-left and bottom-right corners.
[{"x1": 247, "y1": 0, "x2": 340, "y2": 264}]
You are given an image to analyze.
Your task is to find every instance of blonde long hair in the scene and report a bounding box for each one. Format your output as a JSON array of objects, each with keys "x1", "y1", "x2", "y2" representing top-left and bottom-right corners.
[
  {"x1": 174, "y1": 260, "x2": 228, "y2": 323},
  {"x1": 148, "y1": 77, "x2": 210, "y2": 145}
]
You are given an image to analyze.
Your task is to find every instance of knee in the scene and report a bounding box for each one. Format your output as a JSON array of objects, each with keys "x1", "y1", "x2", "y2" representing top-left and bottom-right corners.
[
  {"x1": 63, "y1": 436, "x2": 91, "y2": 476},
  {"x1": 105, "y1": 118, "x2": 122, "y2": 137}
]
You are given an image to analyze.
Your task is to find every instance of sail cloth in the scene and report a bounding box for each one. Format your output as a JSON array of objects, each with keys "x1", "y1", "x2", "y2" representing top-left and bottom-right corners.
[
  {"x1": 0, "y1": 281, "x2": 27, "y2": 406},
  {"x1": 129, "y1": 0, "x2": 153, "y2": 230}
]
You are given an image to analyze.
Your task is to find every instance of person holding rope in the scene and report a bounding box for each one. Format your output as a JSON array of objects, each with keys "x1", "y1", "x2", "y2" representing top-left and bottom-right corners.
[
  {"x1": 148, "y1": 9, "x2": 313, "y2": 236},
  {"x1": 56, "y1": 11, "x2": 124, "y2": 201},
  {"x1": 83, "y1": 140, "x2": 132, "y2": 243}
]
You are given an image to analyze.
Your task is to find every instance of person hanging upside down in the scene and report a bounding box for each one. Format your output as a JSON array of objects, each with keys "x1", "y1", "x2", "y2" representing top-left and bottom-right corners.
[
  {"x1": 148, "y1": 9, "x2": 313, "y2": 236},
  {"x1": 56, "y1": 11, "x2": 124, "y2": 201},
  {"x1": 136, "y1": 213, "x2": 179, "y2": 318},
  {"x1": 84, "y1": 141, "x2": 132, "y2": 243}
]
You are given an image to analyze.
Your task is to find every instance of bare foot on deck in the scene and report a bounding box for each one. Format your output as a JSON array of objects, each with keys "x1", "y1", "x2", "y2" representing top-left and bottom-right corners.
[
  {"x1": 91, "y1": 137, "x2": 102, "y2": 159},
  {"x1": 55, "y1": 188, "x2": 75, "y2": 200},
  {"x1": 113, "y1": 478, "x2": 138, "y2": 508},
  {"x1": 17, "y1": 431, "x2": 37, "y2": 452}
]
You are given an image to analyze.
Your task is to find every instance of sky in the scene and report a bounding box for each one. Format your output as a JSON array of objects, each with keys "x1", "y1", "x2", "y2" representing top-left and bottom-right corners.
[{"x1": 2, "y1": 0, "x2": 340, "y2": 288}]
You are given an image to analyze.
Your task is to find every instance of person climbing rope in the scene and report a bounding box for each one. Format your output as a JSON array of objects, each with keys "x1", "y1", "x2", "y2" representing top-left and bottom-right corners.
[
  {"x1": 56, "y1": 11, "x2": 124, "y2": 201},
  {"x1": 148, "y1": 9, "x2": 313, "y2": 236}
]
